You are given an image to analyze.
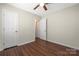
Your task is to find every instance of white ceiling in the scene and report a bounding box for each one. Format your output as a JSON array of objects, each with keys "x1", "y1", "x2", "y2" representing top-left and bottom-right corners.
[{"x1": 9, "y1": 3, "x2": 77, "y2": 17}]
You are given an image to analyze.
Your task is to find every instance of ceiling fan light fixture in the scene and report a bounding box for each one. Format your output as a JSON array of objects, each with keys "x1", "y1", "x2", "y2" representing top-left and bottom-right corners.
[{"x1": 40, "y1": 3, "x2": 44, "y2": 6}]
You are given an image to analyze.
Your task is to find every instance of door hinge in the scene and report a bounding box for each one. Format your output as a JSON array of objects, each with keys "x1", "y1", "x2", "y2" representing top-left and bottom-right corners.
[{"x1": 3, "y1": 43, "x2": 5, "y2": 45}]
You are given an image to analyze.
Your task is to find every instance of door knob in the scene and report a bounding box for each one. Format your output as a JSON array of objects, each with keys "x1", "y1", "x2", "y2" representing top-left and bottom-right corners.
[{"x1": 15, "y1": 30, "x2": 18, "y2": 32}]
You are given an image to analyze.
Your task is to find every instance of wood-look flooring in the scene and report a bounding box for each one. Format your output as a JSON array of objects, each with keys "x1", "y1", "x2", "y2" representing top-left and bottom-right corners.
[{"x1": 0, "y1": 38, "x2": 79, "y2": 56}]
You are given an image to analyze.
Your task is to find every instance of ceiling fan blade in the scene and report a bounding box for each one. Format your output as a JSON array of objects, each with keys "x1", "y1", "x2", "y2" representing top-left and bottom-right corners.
[
  {"x1": 34, "y1": 4, "x2": 40, "y2": 10},
  {"x1": 45, "y1": 3, "x2": 48, "y2": 5},
  {"x1": 43, "y1": 5, "x2": 47, "y2": 11}
]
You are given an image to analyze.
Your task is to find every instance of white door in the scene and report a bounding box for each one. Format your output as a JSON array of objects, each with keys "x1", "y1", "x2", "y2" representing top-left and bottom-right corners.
[
  {"x1": 2, "y1": 9, "x2": 19, "y2": 49},
  {"x1": 38, "y1": 18, "x2": 47, "y2": 40}
]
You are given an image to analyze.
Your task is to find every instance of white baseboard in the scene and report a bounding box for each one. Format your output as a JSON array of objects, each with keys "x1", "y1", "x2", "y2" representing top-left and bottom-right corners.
[
  {"x1": 47, "y1": 40, "x2": 79, "y2": 50},
  {"x1": 0, "y1": 48, "x2": 4, "y2": 51},
  {"x1": 17, "y1": 40, "x2": 35, "y2": 46}
]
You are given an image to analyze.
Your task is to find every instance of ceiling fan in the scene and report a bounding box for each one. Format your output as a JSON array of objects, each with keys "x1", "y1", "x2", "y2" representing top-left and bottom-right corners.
[{"x1": 33, "y1": 3, "x2": 48, "y2": 11}]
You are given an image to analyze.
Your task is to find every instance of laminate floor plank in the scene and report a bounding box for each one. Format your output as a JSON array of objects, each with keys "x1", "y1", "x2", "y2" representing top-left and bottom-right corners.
[{"x1": 0, "y1": 38, "x2": 79, "y2": 56}]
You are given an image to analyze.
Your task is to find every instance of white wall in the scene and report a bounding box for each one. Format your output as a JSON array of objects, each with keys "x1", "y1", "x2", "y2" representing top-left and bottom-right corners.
[
  {"x1": 46, "y1": 4, "x2": 79, "y2": 49},
  {"x1": 0, "y1": 4, "x2": 40, "y2": 51}
]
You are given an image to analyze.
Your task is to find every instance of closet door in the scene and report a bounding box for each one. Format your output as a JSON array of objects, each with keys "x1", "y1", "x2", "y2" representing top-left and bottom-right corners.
[{"x1": 2, "y1": 9, "x2": 19, "y2": 49}]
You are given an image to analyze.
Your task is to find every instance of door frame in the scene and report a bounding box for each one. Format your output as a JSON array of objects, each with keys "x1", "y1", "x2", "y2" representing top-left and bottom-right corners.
[{"x1": 36, "y1": 18, "x2": 47, "y2": 41}]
